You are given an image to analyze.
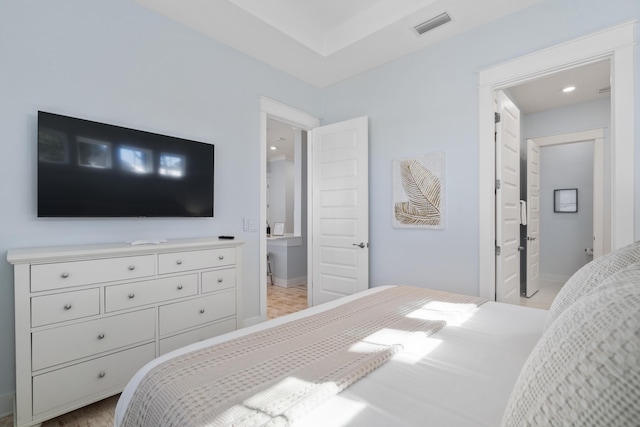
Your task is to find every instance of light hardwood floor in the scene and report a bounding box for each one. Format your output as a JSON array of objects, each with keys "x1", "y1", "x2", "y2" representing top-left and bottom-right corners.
[
  {"x1": 0, "y1": 393, "x2": 119, "y2": 427},
  {"x1": 519, "y1": 279, "x2": 564, "y2": 310},
  {"x1": 267, "y1": 283, "x2": 308, "y2": 319}
]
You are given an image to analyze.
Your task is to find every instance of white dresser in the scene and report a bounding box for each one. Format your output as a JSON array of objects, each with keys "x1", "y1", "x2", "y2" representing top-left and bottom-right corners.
[{"x1": 7, "y1": 237, "x2": 243, "y2": 427}]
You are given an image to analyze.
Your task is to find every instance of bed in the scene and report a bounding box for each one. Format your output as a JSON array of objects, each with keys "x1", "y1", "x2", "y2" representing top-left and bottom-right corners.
[{"x1": 115, "y1": 243, "x2": 640, "y2": 427}]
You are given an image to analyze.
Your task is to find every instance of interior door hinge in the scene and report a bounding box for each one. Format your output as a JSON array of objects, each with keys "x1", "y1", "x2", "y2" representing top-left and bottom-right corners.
[
  {"x1": 495, "y1": 112, "x2": 501, "y2": 123},
  {"x1": 495, "y1": 179, "x2": 501, "y2": 190},
  {"x1": 495, "y1": 245, "x2": 501, "y2": 256}
]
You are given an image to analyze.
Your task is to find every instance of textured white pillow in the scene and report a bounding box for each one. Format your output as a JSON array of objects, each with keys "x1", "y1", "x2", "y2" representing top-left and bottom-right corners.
[
  {"x1": 545, "y1": 241, "x2": 640, "y2": 330},
  {"x1": 501, "y1": 269, "x2": 640, "y2": 427}
]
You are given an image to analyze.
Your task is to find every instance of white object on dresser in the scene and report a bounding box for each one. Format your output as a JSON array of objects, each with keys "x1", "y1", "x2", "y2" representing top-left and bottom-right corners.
[{"x1": 7, "y1": 237, "x2": 243, "y2": 427}]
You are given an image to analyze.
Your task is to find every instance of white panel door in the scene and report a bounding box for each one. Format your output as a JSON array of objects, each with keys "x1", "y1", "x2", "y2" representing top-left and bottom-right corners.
[
  {"x1": 526, "y1": 139, "x2": 540, "y2": 297},
  {"x1": 495, "y1": 91, "x2": 521, "y2": 304},
  {"x1": 311, "y1": 117, "x2": 368, "y2": 306}
]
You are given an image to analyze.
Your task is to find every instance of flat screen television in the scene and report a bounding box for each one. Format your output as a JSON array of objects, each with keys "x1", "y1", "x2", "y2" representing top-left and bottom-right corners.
[{"x1": 37, "y1": 111, "x2": 214, "y2": 217}]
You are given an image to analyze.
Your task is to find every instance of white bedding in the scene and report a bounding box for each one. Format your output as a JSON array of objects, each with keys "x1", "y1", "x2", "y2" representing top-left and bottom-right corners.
[{"x1": 115, "y1": 286, "x2": 547, "y2": 426}]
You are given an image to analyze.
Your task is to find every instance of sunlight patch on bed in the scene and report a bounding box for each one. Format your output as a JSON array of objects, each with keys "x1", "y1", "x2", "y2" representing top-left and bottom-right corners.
[
  {"x1": 213, "y1": 376, "x2": 367, "y2": 427},
  {"x1": 393, "y1": 335, "x2": 442, "y2": 364},
  {"x1": 407, "y1": 301, "x2": 479, "y2": 326},
  {"x1": 208, "y1": 377, "x2": 341, "y2": 425},
  {"x1": 349, "y1": 328, "x2": 443, "y2": 365}
]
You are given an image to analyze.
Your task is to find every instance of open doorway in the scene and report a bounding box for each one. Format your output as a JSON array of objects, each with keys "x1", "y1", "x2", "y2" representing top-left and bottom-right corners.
[
  {"x1": 501, "y1": 59, "x2": 611, "y2": 309},
  {"x1": 258, "y1": 98, "x2": 371, "y2": 325},
  {"x1": 257, "y1": 97, "x2": 319, "y2": 326},
  {"x1": 478, "y1": 21, "x2": 635, "y2": 303},
  {"x1": 519, "y1": 129, "x2": 606, "y2": 310},
  {"x1": 494, "y1": 70, "x2": 609, "y2": 309},
  {"x1": 265, "y1": 117, "x2": 309, "y2": 319}
]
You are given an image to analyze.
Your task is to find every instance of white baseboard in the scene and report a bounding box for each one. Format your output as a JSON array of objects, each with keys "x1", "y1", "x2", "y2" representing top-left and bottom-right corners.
[
  {"x1": 242, "y1": 315, "x2": 263, "y2": 328},
  {"x1": 272, "y1": 276, "x2": 307, "y2": 288},
  {"x1": 0, "y1": 392, "x2": 13, "y2": 419},
  {"x1": 540, "y1": 273, "x2": 571, "y2": 285}
]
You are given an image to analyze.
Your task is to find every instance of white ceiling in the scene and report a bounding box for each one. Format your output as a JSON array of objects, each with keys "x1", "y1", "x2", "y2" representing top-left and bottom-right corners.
[
  {"x1": 134, "y1": 0, "x2": 544, "y2": 88},
  {"x1": 134, "y1": 0, "x2": 612, "y2": 157},
  {"x1": 507, "y1": 59, "x2": 611, "y2": 114},
  {"x1": 266, "y1": 118, "x2": 296, "y2": 162}
]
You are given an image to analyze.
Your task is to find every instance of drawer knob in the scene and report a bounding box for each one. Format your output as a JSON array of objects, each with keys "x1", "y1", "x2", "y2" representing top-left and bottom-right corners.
[
  {"x1": 218, "y1": 255, "x2": 224, "y2": 260},
  {"x1": 98, "y1": 333, "x2": 105, "y2": 340},
  {"x1": 199, "y1": 309, "x2": 205, "y2": 314},
  {"x1": 64, "y1": 304, "x2": 72, "y2": 310},
  {"x1": 61, "y1": 272, "x2": 69, "y2": 279},
  {"x1": 177, "y1": 285, "x2": 183, "y2": 290},
  {"x1": 176, "y1": 259, "x2": 183, "y2": 265},
  {"x1": 98, "y1": 371, "x2": 106, "y2": 378},
  {"x1": 128, "y1": 293, "x2": 135, "y2": 299},
  {"x1": 128, "y1": 265, "x2": 136, "y2": 271},
  {"x1": 217, "y1": 278, "x2": 223, "y2": 283}
]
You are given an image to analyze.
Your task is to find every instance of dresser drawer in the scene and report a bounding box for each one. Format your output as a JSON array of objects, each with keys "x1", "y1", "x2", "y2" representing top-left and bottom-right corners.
[
  {"x1": 158, "y1": 248, "x2": 235, "y2": 274},
  {"x1": 159, "y1": 318, "x2": 236, "y2": 355},
  {"x1": 32, "y1": 308, "x2": 155, "y2": 371},
  {"x1": 31, "y1": 288, "x2": 100, "y2": 327},
  {"x1": 31, "y1": 255, "x2": 155, "y2": 292},
  {"x1": 202, "y1": 268, "x2": 236, "y2": 293},
  {"x1": 159, "y1": 290, "x2": 236, "y2": 336},
  {"x1": 32, "y1": 343, "x2": 154, "y2": 416},
  {"x1": 105, "y1": 274, "x2": 198, "y2": 312}
]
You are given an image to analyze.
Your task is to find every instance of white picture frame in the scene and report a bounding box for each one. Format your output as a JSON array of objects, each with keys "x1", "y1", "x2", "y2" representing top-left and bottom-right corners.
[{"x1": 272, "y1": 222, "x2": 285, "y2": 236}]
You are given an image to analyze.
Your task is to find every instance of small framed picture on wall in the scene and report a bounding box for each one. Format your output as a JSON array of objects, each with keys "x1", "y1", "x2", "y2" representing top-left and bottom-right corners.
[{"x1": 554, "y1": 188, "x2": 578, "y2": 213}]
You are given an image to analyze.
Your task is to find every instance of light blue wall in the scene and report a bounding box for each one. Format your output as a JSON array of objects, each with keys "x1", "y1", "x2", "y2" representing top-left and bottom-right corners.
[
  {"x1": 540, "y1": 142, "x2": 594, "y2": 281},
  {"x1": 321, "y1": 0, "x2": 639, "y2": 295},
  {"x1": 524, "y1": 99, "x2": 611, "y2": 138},
  {"x1": 0, "y1": 0, "x2": 321, "y2": 407}
]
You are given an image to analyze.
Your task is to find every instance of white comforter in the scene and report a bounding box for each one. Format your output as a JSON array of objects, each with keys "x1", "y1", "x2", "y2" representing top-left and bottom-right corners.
[{"x1": 115, "y1": 286, "x2": 546, "y2": 426}]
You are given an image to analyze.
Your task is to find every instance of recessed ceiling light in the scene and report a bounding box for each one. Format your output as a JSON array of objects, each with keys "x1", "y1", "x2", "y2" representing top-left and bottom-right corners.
[
  {"x1": 562, "y1": 86, "x2": 576, "y2": 93},
  {"x1": 270, "y1": 146, "x2": 277, "y2": 150}
]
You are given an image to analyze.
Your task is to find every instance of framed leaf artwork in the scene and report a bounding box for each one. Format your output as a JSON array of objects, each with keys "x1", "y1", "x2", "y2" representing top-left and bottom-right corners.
[{"x1": 392, "y1": 152, "x2": 445, "y2": 229}]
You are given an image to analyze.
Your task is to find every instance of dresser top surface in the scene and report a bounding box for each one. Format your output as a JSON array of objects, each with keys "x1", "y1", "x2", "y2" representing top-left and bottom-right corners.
[{"x1": 7, "y1": 237, "x2": 244, "y2": 264}]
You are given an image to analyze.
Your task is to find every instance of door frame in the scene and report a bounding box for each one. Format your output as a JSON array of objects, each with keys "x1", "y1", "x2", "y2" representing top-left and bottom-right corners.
[
  {"x1": 524, "y1": 138, "x2": 541, "y2": 297},
  {"x1": 258, "y1": 97, "x2": 319, "y2": 324},
  {"x1": 478, "y1": 21, "x2": 636, "y2": 300},
  {"x1": 528, "y1": 128, "x2": 607, "y2": 260}
]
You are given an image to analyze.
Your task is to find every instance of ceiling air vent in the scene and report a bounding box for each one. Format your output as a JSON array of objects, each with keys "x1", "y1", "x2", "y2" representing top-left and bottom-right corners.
[{"x1": 413, "y1": 12, "x2": 452, "y2": 36}]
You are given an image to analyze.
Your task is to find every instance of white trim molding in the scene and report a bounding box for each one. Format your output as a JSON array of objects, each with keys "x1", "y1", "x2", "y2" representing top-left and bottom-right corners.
[
  {"x1": 530, "y1": 128, "x2": 605, "y2": 147},
  {"x1": 478, "y1": 21, "x2": 636, "y2": 300},
  {"x1": 259, "y1": 96, "x2": 319, "y2": 321},
  {"x1": 259, "y1": 96, "x2": 320, "y2": 130}
]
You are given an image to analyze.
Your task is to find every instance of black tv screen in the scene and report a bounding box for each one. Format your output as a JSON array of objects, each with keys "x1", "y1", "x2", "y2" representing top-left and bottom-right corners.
[{"x1": 37, "y1": 111, "x2": 214, "y2": 217}]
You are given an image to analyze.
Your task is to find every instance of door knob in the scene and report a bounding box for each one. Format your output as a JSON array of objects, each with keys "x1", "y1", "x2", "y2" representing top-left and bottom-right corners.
[
  {"x1": 527, "y1": 236, "x2": 537, "y2": 241},
  {"x1": 352, "y1": 243, "x2": 367, "y2": 248}
]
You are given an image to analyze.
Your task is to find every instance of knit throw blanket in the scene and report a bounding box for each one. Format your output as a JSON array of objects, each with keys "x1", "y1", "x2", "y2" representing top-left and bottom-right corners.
[{"x1": 120, "y1": 286, "x2": 487, "y2": 427}]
